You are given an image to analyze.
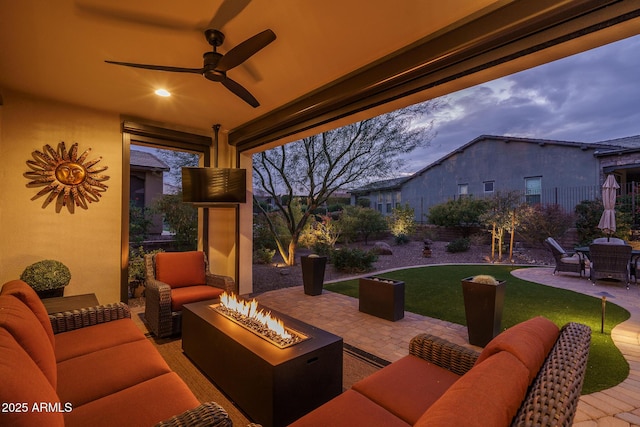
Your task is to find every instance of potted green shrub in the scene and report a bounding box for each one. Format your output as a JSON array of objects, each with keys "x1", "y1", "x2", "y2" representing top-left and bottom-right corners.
[
  {"x1": 461, "y1": 274, "x2": 506, "y2": 347},
  {"x1": 20, "y1": 259, "x2": 71, "y2": 299}
]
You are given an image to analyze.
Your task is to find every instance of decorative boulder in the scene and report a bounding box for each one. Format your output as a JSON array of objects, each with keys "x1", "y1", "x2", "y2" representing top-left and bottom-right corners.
[{"x1": 373, "y1": 241, "x2": 393, "y2": 255}]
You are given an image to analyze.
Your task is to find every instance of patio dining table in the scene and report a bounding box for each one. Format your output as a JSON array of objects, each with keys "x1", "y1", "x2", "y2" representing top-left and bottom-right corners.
[{"x1": 574, "y1": 246, "x2": 640, "y2": 261}]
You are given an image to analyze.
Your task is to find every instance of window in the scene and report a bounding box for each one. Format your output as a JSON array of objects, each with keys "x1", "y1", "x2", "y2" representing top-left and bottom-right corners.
[
  {"x1": 395, "y1": 191, "x2": 402, "y2": 208},
  {"x1": 484, "y1": 181, "x2": 494, "y2": 194},
  {"x1": 525, "y1": 177, "x2": 542, "y2": 204},
  {"x1": 458, "y1": 184, "x2": 469, "y2": 197}
]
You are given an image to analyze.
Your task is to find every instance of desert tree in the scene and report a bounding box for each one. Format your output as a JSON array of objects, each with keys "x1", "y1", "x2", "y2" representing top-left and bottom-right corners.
[{"x1": 253, "y1": 102, "x2": 437, "y2": 265}]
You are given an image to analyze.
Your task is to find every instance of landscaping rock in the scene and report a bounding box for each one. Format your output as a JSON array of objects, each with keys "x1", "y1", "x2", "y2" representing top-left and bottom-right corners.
[{"x1": 373, "y1": 241, "x2": 393, "y2": 255}]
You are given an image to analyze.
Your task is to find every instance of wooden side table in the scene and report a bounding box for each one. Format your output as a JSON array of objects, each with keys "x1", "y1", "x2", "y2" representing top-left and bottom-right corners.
[{"x1": 42, "y1": 294, "x2": 99, "y2": 314}]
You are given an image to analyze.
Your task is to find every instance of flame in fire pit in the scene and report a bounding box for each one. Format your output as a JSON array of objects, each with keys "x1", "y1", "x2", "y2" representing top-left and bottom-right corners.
[{"x1": 219, "y1": 292, "x2": 292, "y2": 340}]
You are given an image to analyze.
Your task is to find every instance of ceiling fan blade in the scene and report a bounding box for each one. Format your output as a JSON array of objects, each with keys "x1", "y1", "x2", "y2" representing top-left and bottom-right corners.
[
  {"x1": 206, "y1": 0, "x2": 251, "y2": 30},
  {"x1": 105, "y1": 60, "x2": 204, "y2": 74},
  {"x1": 217, "y1": 29, "x2": 276, "y2": 72},
  {"x1": 222, "y1": 77, "x2": 259, "y2": 108}
]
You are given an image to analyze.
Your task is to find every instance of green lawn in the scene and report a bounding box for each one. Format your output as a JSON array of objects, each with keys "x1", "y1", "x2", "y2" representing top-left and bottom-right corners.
[{"x1": 324, "y1": 265, "x2": 630, "y2": 394}]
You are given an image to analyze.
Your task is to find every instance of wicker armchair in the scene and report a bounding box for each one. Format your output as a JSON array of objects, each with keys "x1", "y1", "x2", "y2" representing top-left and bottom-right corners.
[
  {"x1": 409, "y1": 322, "x2": 591, "y2": 427},
  {"x1": 589, "y1": 242, "x2": 632, "y2": 289},
  {"x1": 145, "y1": 251, "x2": 235, "y2": 338},
  {"x1": 543, "y1": 237, "x2": 586, "y2": 277}
]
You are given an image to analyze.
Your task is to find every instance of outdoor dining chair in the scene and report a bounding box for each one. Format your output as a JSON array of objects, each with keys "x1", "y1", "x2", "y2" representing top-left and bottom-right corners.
[
  {"x1": 543, "y1": 237, "x2": 586, "y2": 277},
  {"x1": 589, "y1": 243, "x2": 632, "y2": 289}
]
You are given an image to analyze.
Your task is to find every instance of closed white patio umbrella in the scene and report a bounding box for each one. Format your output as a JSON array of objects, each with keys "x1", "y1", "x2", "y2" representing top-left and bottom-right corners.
[{"x1": 597, "y1": 174, "x2": 620, "y2": 239}]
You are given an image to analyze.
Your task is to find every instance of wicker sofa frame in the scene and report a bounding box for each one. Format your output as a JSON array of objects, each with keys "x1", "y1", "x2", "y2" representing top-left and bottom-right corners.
[
  {"x1": 589, "y1": 242, "x2": 632, "y2": 289},
  {"x1": 48, "y1": 303, "x2": 231, "y2": 427},
  {"x1": 144, "y1": 252, "x2": 235, "y2": 338},
  {"x1": 409, "y1": 322, "x2": 591, "y2": 427}
]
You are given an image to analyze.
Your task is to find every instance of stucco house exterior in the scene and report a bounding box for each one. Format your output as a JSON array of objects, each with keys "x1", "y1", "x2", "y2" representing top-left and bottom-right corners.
[
  {"x1": 130, "y1": 150, "x2": 170, "y2": 237},
  {"x1": 351, "y1": 135, "x2": 640, "y2": 222}
]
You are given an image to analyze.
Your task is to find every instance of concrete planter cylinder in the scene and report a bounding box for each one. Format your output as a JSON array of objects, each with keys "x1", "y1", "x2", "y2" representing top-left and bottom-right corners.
[
  {"x1": 301, "y1": 255, "x2": 327, "y2": 296},
  {"x1": 461, "y1": 276, "x2": 505, "y2": 347}
]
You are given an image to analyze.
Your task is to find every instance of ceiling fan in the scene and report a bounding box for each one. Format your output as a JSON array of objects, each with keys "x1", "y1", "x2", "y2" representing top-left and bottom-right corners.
[{"x1": 105, "y1": 27, "x2": 275, "y2": 107}]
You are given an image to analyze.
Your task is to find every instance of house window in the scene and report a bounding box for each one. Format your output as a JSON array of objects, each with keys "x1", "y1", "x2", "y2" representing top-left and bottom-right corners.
[
  {"x1": 525, "y1": 177, "x2": 542, "y2": 204},
  {"x1": 484, "y1": 181, "x2": 494, "y2": 194},
  {"x1": 395, "y1": 191, "x2": 402, "y2": 207},
  {"x1": 458, "y1": 184, "x2": 469, "y2": 197},
  {"x1": 386, "y1": 203, "x2": 392, "y2": 213}
]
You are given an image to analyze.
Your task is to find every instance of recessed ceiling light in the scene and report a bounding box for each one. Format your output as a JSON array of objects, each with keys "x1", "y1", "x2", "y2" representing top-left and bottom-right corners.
[{"x1": 155, "y1": 89, "x2": 171, "y2": 97}]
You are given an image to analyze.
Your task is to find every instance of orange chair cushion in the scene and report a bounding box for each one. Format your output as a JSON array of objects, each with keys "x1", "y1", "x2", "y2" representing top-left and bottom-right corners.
[
  {"x1": 416, "y1": 351, "x2": 529, "y2": 427},
  {"x1": 0, "y1": 295, "x2": 57, "y2": 388},
  {"x1": 65, "y1": 373, "x2": 200, "y2": 427},
  {"x1": 0, "y1": 329, "x2": 64, "y2": 427},
  {"x1": 1, "y1": 279, "x2": 55, "y2": 346},
  {"x1": 352, "y1": 354, "x2": 460, "y2": 424},
  {"x1": 475, "y1": 316, "x2": 559, "y2": 382},
  {"x1": 55, "y1": 318, "x2": 146, "y2": 362},
  {"x1": 289, "y1": 389, "x2": 411, "y2": 427},
  {"x1": 154, "y1": 251, "x2": 206, "y2": 288},
  {"x1": 170, "y1": 285, "x2": 224, "y2": 311},
  {"x1": 57, "y1": 339, "x2": 172, "y2": 407}
]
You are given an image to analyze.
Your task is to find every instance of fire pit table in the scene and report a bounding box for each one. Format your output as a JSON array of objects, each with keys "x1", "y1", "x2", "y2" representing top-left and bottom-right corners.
[{"x1": 182, "y1": 298, "x2": 343, "y2": 427}]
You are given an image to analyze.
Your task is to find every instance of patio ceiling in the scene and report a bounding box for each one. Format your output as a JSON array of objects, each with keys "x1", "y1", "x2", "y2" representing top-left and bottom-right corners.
[{"x1": 1, "y1": 1, "x2": 639, "y2": 152}]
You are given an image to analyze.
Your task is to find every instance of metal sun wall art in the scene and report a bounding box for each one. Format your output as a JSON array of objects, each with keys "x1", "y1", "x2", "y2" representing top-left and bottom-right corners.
[{"x1": 25, "y1": 142, "x2": 110, "y2": 212}]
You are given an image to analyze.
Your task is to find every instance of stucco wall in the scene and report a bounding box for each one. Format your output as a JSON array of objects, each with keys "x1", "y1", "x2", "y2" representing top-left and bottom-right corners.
[
  {"x1": 0, "y1": 90, "x2": 123, "y2": 303},
  {"x1": 402, "y1": 137, "x2": 602, "y2": 221},
  {"x1": 0, "y1": 90, "x2": 253, "y2": 301}
]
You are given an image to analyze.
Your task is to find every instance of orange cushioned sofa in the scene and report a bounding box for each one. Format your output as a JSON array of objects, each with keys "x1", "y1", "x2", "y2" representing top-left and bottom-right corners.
[
  {"x1": 289, "y1": 316, "x2": 591, "y2": 427},
  {"x1": 0, "y1": 279, "x2": 231, "y2": 427}
]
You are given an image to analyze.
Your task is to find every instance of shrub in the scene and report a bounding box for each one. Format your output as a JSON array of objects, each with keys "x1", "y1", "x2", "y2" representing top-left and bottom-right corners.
[
  {"x1": 340, "y1": 206, "x2": 387, "y2": 244},
  {"x1": 446, "y1": 238, "x2": 470, "y2": 253},
  {"x1": 129, "y1": 200, "x2": 152, "y2": 245},
  {"x1": 253, "y1": 247, "x2": 276, "y2": 264},
  {"x1": 388, "y1": 204, "x2": 416, "y2": 244},
  {"x1": 152, "y1": 192, "x2": 197, "y2": 250},
  {"x1": 518, "y1": 203, "x2": 574, "y2": 245},
  {"x1": 20, "y1": 260, "x2": 71, "y2": 291},
  {"x1": 427, "y1": 197, "x2": 488, "y2": 237},
  {"x1": 253, "y1": 215, "x2": 278, "y2": 251},
  {"x1": 394, "y1": 233, "x2": 410, "y2": 245},
  {"x1": 128, "y1": 247, "x2": 164, "y2": 285},
  {"x1": 330, "y1": 247, "x2": 378, "y2": 273}
]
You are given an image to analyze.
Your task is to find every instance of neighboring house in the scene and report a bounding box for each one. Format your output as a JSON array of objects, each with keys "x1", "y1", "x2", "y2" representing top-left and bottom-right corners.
[
  {"x1": 594, "y1": 135, "x2": 640, "y2": 184},
  {"x1": 351, "y1": 134, "x2": 640, "y2": 222},
  {"x1": 350, "y1": 177, "x2": 410, "y2": 215},
  {"x1": 130, "y1": 150, "x2": 170, "y2": 237}
]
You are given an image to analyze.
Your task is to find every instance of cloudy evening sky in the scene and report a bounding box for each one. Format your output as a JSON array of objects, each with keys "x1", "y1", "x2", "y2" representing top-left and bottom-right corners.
[{"x1": 403, "y1": 34, "x2": 640, "y2": 174}]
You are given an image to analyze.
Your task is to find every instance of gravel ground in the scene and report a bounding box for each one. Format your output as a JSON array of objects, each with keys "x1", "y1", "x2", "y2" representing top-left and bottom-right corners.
[{"x1": 251, "y1": 239, "x2": 554, "y2": 295}]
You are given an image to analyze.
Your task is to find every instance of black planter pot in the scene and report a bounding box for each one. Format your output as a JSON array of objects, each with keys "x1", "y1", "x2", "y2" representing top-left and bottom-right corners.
[
  {"x1": 35, "y1": 287, "x2": 65, "y2": 299},
  {"x1": 461, "y1": 277, "x2": 505, "y2": 347},
  {"x1": 358, "y1": 276, "x2": 405, "y2": 321},
  {"x1": 301, "y1": 255, "x2": 327, "y2": 296}
]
